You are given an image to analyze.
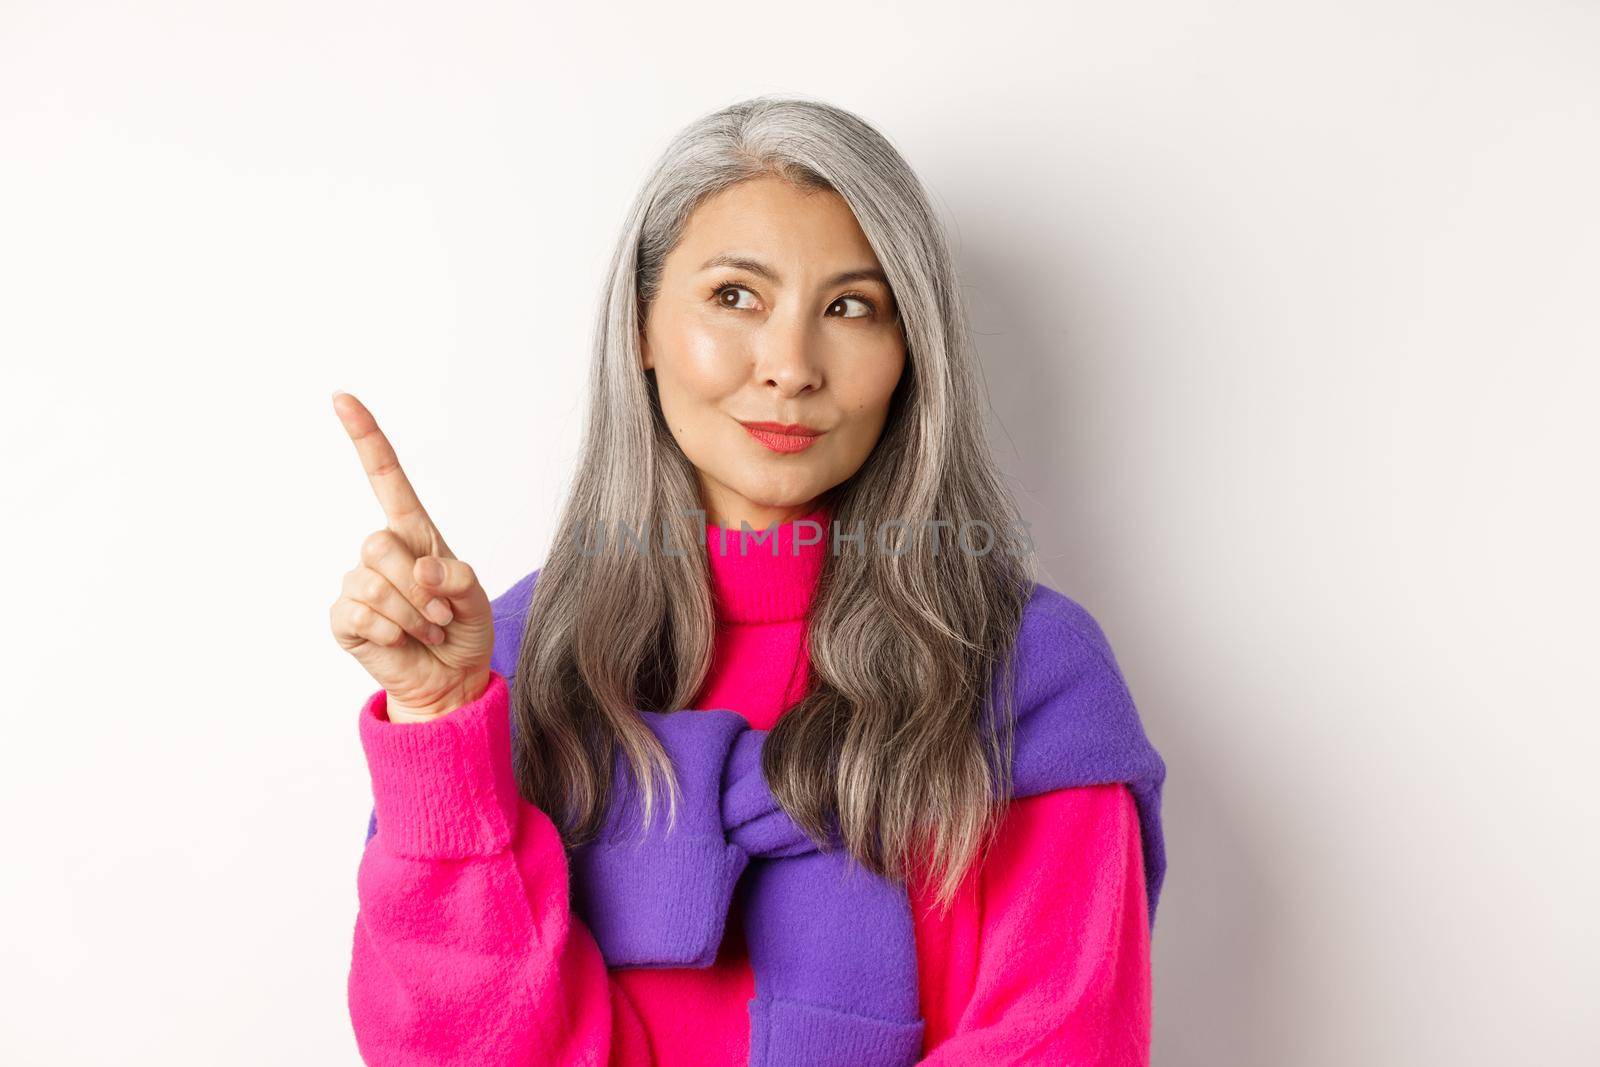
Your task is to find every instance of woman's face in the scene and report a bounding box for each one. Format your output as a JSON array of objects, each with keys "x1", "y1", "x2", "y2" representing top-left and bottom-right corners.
[{"x1": 640, "y1": 175, "x2": 907, "y2": 531}]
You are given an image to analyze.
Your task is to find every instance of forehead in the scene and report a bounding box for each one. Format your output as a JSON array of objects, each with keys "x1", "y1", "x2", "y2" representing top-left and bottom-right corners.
[{"x1": 671, "y1": 175, "x2": 882, "y2": 275}]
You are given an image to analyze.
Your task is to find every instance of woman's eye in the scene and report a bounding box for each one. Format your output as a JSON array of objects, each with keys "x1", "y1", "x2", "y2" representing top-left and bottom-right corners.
[
  {"x1": 713, "y1": 284, "x2": 758, "y2": 310},
  {"x1": 829, "y1": 295, "x2": 875, "y2": 319}
]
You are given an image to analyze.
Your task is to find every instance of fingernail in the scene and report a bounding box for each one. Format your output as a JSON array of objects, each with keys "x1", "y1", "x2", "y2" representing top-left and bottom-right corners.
[
  {"x1": 426, "y1": 625, "x2": 447, "y2": 645},
  {"x1": 425, "y1": 598, "x2": 453, "y2": 625},
  {"x1": 421, "y1": 558, "x2": 444, "y2": 584}
]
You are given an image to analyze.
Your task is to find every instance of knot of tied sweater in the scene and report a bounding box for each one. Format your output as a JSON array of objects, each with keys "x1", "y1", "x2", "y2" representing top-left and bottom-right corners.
[
  {"x1": 562, "y1": 603, "x2": 1169, "y2": 1067},
  {"x1": 568, "y1": 708, "x2": 928, "y2": 1067}
]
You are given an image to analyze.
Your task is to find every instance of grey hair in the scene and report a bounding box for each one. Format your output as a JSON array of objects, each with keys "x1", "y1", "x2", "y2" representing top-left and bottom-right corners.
[{"x1": 510, "y1": 93, "x2": 1038, "y2": 911}]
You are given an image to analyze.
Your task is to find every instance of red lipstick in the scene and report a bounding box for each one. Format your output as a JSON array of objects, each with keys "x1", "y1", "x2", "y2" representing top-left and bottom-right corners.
[{"x1": 739, "y1": 420, "x2": 824, "y2": 454}]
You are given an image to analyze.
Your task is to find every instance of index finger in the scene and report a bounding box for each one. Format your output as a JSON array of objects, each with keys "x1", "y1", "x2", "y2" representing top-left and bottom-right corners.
[{"x1": 332, "y1": 391, "x2": 448, "y2": 550}]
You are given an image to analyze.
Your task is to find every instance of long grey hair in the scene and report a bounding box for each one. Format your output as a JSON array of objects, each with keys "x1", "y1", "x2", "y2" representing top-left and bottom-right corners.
[{"x1": 510, "y1": 93, "x2": 1039, "y2": 911}]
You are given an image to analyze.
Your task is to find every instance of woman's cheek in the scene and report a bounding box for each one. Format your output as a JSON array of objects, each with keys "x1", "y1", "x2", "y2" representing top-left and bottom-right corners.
[{"x1": 677, "y1": 324, "x2": 751, "y2": 393}]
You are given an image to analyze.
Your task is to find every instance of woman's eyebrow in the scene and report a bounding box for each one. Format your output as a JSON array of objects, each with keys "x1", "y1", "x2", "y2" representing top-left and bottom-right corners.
[{"x1": 697, "y1": 253, "x2": 890, "y2": 290}]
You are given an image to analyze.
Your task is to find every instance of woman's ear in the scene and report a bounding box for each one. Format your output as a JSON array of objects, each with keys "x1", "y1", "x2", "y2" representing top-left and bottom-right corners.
[{"x1": 639, "y1": 330, "x2": 653, "y2": 371}]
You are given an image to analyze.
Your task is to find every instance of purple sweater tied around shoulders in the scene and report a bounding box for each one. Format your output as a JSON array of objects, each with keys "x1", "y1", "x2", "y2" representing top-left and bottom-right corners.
[{"x1": 365, "y1": 569, "x2": 1167, "y2": 1067}]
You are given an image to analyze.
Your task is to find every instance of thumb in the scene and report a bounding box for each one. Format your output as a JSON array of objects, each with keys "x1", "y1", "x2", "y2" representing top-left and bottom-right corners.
[{"x1": 412, "y1": 555, "x2": 491, "y2": 625}]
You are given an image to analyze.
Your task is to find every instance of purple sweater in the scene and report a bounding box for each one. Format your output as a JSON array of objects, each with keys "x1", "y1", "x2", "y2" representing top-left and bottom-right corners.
[{"x1": 365, "y1": 562, "x2": 1166, "y2": 1066}]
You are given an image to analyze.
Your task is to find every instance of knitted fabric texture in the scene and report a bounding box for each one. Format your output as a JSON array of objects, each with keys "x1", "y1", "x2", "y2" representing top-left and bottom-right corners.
[{"x1": 363, "y1": 511, "x2": 1167, "y2": 1066}]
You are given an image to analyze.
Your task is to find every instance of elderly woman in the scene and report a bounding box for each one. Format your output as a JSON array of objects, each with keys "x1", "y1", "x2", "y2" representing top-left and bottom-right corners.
[{"x1": 331, "y1": 94, "x2": 1166, "y2": 1066}]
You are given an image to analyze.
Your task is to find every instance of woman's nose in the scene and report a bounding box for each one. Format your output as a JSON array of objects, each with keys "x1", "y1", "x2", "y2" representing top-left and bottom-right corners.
[{"x1": 752, "y1": 317, "x2": 824, "y2": 396}]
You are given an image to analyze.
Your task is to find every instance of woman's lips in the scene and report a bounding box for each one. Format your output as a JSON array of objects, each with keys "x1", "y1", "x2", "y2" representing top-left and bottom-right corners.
[{"x1": 739, "y1": 421, "x2": 824, "y2": 454}]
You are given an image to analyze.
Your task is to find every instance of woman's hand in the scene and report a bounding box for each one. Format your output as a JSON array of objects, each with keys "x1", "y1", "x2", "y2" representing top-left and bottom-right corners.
[{"x1": 329, "y1": 391, "x2": 494, "y2": 722}]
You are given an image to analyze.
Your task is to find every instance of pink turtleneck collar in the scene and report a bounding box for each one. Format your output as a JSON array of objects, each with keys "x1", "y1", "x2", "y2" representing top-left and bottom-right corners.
[{"x1": 703, "y1": 504, "x2": 831, "y2": 625}]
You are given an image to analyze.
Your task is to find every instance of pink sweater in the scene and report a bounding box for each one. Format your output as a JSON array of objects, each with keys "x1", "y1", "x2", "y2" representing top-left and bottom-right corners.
[{"x1": 349, "y1": 514, "x2": 1152, "y2": 1064}]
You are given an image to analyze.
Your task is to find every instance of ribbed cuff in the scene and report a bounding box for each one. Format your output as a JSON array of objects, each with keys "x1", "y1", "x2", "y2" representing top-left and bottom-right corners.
[
  {"x1": 747, "y1": 996, "x2": 925, "y2": 1067},
  {"x1": 358, "y1": 670, "x2": 518, "y2": 859},
  {"x1": 568, "y1": 835, "x2": 749, "y2": 968}
]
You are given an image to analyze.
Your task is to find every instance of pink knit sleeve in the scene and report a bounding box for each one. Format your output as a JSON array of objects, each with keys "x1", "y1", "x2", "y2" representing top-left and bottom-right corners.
[
  {"x1": 347, "y1": 669, "x2": 655, "y2": 1065},
  {"x1": 920, "y1": 782, "x2": 1152, "y2": 1066}
]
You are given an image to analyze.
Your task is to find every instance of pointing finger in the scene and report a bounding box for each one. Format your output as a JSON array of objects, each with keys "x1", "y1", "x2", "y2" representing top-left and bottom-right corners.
[{"x1": 332, "y1": 390, "x2": 453, "y2": 557}]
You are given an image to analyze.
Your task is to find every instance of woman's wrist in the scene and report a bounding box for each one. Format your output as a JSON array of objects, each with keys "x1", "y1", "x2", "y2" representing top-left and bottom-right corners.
[{"x1": 387, "y1": 669, "x2": 494, "y2": 723}]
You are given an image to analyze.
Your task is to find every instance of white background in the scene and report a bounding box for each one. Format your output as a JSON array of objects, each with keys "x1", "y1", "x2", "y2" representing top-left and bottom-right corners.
[{"x1": 3, "y1": 1, "x2": 1596, "y2": 1063}]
